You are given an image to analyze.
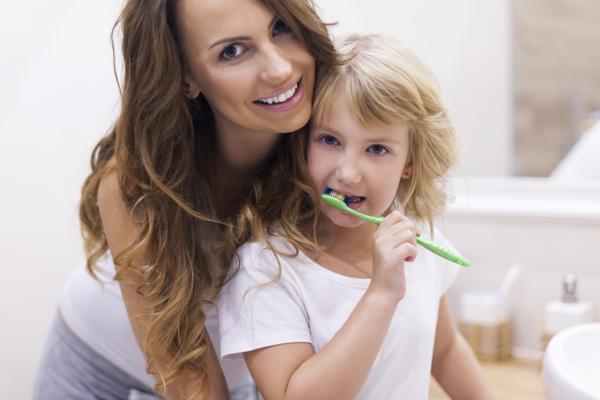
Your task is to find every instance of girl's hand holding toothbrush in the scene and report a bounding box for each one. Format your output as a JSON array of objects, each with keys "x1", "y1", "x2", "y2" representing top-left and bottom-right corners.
[{"x1": 370, "y1": 211, "x2": 419, "y2": 303}]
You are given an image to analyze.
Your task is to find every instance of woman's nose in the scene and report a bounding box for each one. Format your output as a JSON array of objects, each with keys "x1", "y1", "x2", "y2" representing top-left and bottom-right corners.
[{"x1": 260, "y1": 44, "x2": 293, "y2": 84}]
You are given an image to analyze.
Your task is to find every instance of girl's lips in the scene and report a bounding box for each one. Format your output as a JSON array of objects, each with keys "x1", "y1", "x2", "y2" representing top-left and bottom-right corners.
[
  {"x1": 346, "y1": 197, "x2": 366, "y2": 210},
  {"x1": 253, "y1": 78, "x2": 304, "y2": 113}
]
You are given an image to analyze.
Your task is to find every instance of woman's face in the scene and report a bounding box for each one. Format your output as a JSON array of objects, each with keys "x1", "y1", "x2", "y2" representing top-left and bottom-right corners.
[{"x1": 176, "y1": 0, "x2": 316, "y2": 136}]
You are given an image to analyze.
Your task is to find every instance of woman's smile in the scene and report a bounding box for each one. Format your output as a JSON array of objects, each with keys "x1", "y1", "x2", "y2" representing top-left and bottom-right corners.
[{"x1": 253, "y1": 77, "x2": 305, "y2": 112}]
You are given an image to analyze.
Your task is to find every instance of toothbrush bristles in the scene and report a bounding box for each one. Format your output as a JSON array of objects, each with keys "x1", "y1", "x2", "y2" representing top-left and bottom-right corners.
[{"x1": 324, "y1": 188, "x2": 349, "y2": 205}]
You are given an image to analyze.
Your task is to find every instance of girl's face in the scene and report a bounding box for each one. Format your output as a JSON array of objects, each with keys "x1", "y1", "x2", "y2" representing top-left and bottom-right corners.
[
  {"x1": 308, "y1": 91, "x2": 412, "y2": 229},
  {"x1": 177, "y1": 0, "x2": 315, "y2": 136}
]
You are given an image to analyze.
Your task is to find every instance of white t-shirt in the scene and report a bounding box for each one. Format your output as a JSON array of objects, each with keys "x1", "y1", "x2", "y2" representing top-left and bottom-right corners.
[
  {"x1": 59, "y1": 254, "x2": 252, "y2": 391},
  {"x1": 218, "y1": 231, "x2": 460, "y2": 399}
]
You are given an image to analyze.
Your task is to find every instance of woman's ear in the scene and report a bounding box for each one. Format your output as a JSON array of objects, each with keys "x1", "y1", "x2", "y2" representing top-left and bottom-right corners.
[
  {"x1": 184, "y1": 74, "x2": 202, "y2": 99},
  {"x1": 185, "y1": 81, "x2": 201, "y2": 99}
]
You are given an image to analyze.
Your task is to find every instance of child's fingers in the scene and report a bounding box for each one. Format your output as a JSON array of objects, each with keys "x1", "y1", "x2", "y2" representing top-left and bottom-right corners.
[
  {"x1": 384, "y1": 222, "x2": 418, "y2": 245},
  {"x1": 376, "y1": 211, "x2": 417, "y2": 235},
  {"x1": 375, "y1": 218, "x2": 418, "y2": 247},
  {"x1": 378, "y1": 210, "x2": 405, "y2": 228},
  {"x1": 375, "y1": 236, "x2": 419, "y2": 264},
  {"x1": 391, "y1": 242, "x2": 418, "y2": 264},
  {"x1": 375, "y1": 229, "x2": 417, "y2": 254}
]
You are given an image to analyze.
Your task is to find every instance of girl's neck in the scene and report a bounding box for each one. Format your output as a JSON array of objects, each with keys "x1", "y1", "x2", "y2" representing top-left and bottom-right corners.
[{"x1": 315, "y1": 219, "x2": 377, "y2": 268}]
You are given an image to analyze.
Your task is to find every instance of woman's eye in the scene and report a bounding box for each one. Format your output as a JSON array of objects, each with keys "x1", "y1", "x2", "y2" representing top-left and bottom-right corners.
[
  {"x1": 273, "y1": 18, "x2": 291, "y2": 36},
  {"x1": 320, "y1": 135, "x2": 339, "y2": 146},
  {"x1": 220, "y1": 44, "x2": 246, "y2": 61},
  {"x1": 368, "y1": 144, "x2": 388, "y2": 155}
]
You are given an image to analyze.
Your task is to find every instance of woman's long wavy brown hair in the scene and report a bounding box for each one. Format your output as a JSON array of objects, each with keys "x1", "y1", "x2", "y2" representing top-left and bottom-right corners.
[{"x1": 79, "y1": 0, "x2": 337, "y2": 397}]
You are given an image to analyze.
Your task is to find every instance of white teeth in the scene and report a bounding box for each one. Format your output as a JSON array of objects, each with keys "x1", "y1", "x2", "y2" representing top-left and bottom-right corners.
[{"x1": 257, "y1": 83, "x2": 298, "y2": 105}]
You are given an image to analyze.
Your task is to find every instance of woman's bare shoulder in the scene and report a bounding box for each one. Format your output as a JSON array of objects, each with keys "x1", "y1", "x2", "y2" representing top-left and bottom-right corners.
[
  {"x1": 96, "y1": 163, "x2": 138, "y2": 258},
  {"x1": 97, "y1": 159, "x2": 122, "y2": 211}
]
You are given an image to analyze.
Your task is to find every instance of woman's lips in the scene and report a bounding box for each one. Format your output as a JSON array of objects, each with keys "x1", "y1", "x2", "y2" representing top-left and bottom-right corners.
[{"x1": 253, "y1": 78, "x2": 304, "y2": 113}]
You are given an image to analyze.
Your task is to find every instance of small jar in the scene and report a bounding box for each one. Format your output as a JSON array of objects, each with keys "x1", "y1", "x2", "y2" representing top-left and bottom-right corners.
[{"x1": 460, "y1": 289, "x2": 511, "y2": 361}]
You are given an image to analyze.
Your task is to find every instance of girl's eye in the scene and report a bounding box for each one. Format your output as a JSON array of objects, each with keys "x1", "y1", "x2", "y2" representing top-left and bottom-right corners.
[
  {"x1": 319, "y1": 135, "x2": 340, "y2": 146},
  {"x1": 220, "y1": 43, "x2": 246, "y2": 61},
  {"x1": 368, "y1": 144, "x2": 388, "y2": 155},
  {"x1": 273, "y1": 18, "x2": 291, "y2": 36}
]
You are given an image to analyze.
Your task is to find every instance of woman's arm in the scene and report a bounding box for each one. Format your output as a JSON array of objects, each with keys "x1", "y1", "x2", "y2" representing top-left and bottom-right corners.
[
  {"x1": 98, "y1": 172, "x2": 229, "y2": 400},
  {"x1": 431, "y1": 296, "x2": 496, "y2": 400}
]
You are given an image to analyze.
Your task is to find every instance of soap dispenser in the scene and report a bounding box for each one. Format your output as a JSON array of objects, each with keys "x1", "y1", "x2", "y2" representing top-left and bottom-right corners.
[{"x1": 542, "y1": 274, "x2": 594, "y2": 349}]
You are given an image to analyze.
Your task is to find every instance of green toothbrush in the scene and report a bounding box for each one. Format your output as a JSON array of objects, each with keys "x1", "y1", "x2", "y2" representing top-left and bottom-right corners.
[{"x1": 321, "y1": 191, "x2": 470, "y2": 267}]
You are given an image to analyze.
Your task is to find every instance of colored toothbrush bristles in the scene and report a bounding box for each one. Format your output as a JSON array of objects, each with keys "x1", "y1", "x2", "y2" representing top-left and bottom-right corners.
[
  {"x1": 320, "y1": 191, "x2": 470, "y2": 268},
  {"x1": 324, "y1": 188, "x2": 349, "y2": 205}
]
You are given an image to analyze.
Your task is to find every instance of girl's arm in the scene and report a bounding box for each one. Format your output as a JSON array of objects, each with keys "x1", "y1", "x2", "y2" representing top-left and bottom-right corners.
[
  {"x1": 245, "y1": 289, "x2": 397, "y2": 400},
  {"x1": 98, "y1": 172, "x2": 229, "y2": 400},
  {"x1": 244, "y1": 211, "x2": 417, "y2": 400},
  {"x1": 431, "y1": 296, "x2": 496, "y2": 400}
]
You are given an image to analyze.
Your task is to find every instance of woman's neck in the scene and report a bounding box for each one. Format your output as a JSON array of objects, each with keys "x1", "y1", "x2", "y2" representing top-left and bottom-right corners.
[
  {"x1": 212, "y1": 120, "x2": 282, "y2": 216},
  {"x1": 214, "y1": 118, "x2": 281, "y2": 175}
]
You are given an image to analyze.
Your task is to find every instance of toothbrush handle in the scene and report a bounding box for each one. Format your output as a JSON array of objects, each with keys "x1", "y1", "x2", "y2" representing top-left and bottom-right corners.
[
  {"x1": 346, "y1": 207, "x2": 384, "y2": 224},
  {"x1": 416, "y1": 236, "x2": 470, "y2": 267},
  {"x1": 339, "y1": 201, "x2": 469, "y2": 267},
  {"x1": 359, "y1": 209, "x2": 469, "y2": 267},
  {"x1": 416, "y1": 236, "x2": 443, "y2": 257}
]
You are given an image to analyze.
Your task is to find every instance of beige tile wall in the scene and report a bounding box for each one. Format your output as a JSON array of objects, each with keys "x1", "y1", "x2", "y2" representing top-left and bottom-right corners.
[{"x1": 514, "y1": 0, "x2": 600, "y2": 176}]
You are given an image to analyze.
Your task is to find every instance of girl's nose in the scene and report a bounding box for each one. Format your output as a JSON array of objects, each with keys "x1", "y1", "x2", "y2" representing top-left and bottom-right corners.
[
  {"x1": 335, "y1": 157, "x2": 362, "y2": 184},
  {"x1": 260, "y1": 44, "x2": 293, "y2": 85}
]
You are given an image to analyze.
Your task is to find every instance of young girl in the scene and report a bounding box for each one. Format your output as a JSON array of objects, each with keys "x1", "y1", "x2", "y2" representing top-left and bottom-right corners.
[{"x1": 218, "y1": 34, "x2": 496, "y2": 399}]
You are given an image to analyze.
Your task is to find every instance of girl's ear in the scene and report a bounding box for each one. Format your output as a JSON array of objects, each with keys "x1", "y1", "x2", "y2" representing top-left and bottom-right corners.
[{"x1": 401, "y1": 164, "x2": 413, "y2": 179}]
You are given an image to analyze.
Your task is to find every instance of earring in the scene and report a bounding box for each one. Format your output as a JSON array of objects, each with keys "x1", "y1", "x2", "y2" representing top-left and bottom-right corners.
[{"x1": 185, "y1": 85, "x2": 195, "y2": 100}]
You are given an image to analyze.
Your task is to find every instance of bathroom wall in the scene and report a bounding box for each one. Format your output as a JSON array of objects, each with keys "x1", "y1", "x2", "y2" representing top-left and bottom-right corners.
[
  {"x1": 514, "y1": 0, "x2": 600, "y2": 176},
  {"x1": 441, "y1": 177, "x2": 600, "y2": 357}
]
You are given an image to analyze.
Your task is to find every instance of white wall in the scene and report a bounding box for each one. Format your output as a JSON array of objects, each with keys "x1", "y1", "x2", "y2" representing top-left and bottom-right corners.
[
  {"x1": 0, "y1": 1, "x2": 512, "y2": 398},
  {"x1": 442, "y1": 177, "x2": 600, "y2": 358},
  {"x1": 0, "y1": 1, "x2": 122, "y2": 396}
]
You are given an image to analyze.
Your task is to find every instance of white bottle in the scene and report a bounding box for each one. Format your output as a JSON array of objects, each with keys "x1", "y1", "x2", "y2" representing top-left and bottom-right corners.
[{"x1": 544, "y1": 274, "x2": 594, "y2": 337}]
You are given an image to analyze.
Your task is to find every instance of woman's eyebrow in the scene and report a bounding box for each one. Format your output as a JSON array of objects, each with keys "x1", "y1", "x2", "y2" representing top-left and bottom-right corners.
[
  {"x1": 209, "y1": 36, "x2": 251, "y2": 50},
  {"x1": 208, "y1": 16, "x2": 278, "y2": 50}
]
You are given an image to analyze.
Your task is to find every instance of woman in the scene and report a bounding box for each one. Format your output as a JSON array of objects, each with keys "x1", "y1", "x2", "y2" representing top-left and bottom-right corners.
[{"x1": 33, "y1": 0, "x2": 337, "y2": 399}]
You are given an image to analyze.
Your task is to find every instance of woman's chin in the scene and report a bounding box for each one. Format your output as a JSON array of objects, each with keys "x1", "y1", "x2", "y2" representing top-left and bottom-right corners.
[{"x1": 281, "y1": 107, "x2": 311, "y2": 133}]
